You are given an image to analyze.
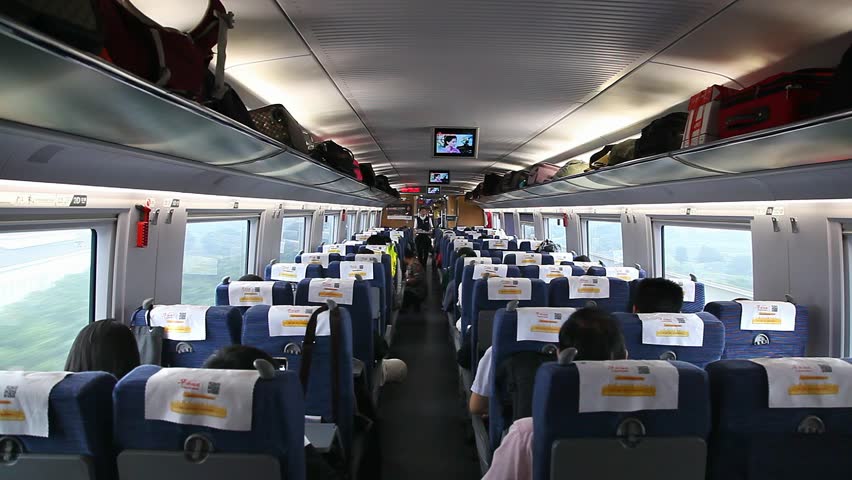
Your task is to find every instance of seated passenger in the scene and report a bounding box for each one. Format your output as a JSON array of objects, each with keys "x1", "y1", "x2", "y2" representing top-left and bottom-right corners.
[
  {"x1": 572, "y1": 254, "x2": 591, "y2": 262},
  {"x1": 239, "y1": 274, "x2": 265, "y2": 281},
  {"x1": 65, "y1": 319, "x2": 141, "y2": 379},
  {"x1": 402, "y1": 250, "x2": 426, "y2": 312},
  {"x1": 535, "y1": 240, "x2": 557, "y2": 253},
  {"x1": 357, "y1": 247, "x2": 375, "y2": 254},
  {"x1": 633, "y1": 277, "x2": 683, "y2": 313},
  {"x1": 483, "y1": 308, "x2": 627, "y2": 480}
]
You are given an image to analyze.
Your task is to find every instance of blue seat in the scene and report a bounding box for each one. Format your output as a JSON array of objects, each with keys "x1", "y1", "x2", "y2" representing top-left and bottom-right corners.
[
  {"x1": 447, "y1": 240, "x2": 484, "y2": 274},
  {"x1": 470, "y1": 278, "x2": 548, "y2": 369},
  {"x1": 295, "y1": 278, "x2": 375, "y2": 379},
  {"x1": 295, "y1": 253, "x2": 342, "y2": 271},
  {"x1": 454, "y1": 255, "x2": 501, "y2": 292},
  {"x1": 215, "y1": 280, "x2": 295, "y2": 319},
  {"x1": 520, "y1": 264, "x2": 584, "y2": 280},
  {"x1": 583, "y1": 265, "x2": 647, "y2": 279},
  {"x1": 264, "y1": 262, "x2": 323, "y2": 282},
  {"x1": 132, "y1": 306, "x2": 242, "y2": 367},
  {"x1": 548, "y1": 276, "x2": 631, "y2": 313},
  {"x1": 114, "y1": 365, "x2": 305, "y2": 480},
  {"x1": 489, "y1": 307, "x2": 575, "y2": 452},
  {"x1": 614, "y1": 312, "x2": 725, "y2": 368},
  {"x1": 518, "y1": 240, "x2": 543, "y2": 252},
  {"x1": 345, "y1": 252, "x2": 392, "y2": 330},
  {"x1": 484, "y1": 239, "x2": 518, "y2": 252},
  {"x1": 460, "y1": 264, "x2": 521, "y2": 342},
  {"x1": 706, "y1": 359, "x2": 852, "y2": 480},
  {"x1": 327, "y1": 261, "x2": 388, "y2": 335},
  {"x1": 704, "y1": 301, "x2": 808, "y2": 359},
  {"x1": 241, "y1": 305, "x2": 356, "y2": 456},
  {"x1": 0, "y1": 372, "x2": 116, "y2": 480},
  {"x1": 503, "y1": 253, "x2": 556, "y2": 266},
  {"x1": 533, "y1": 360, "x2": 711, "y2": 480}
]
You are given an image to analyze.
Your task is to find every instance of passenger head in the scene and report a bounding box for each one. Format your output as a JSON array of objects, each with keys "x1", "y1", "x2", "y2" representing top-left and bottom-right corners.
[
  {"x1": 419, "y1": 207, "x2": 429, "y2": 217},
  {"x1": 358, "y1": 247, "x2": 375, "y2": 254},
  {"x1": 558, "y1": 308, "x2": 627, "y2": 361},
  {"x1": 457, "y1": 247, "x2": 477, "y2": 259},
  {"x1": 444, "y1": 135, "x2": 457, "y2": 147},
  {"x1": 238, "y1": 274, "x2": 264, "y2": 281},
  {"x1": 633, "y1": 278, "x2": 683, "y2": 313},
  {"x1": 572, "y1": 254, "x2": 591, "y2": 262},
  {"x1": 403, "y1": 249, "x2": 417, "y2": 265},
  {"x1": 203, "y1": 345, "x2": 279, "y2": 370},
  {"x1": 65, "y1": 319, "x2": 141, "y2": 379},
  {"x1": 367, "y1": 234, "x2": 391, "y2": 246}
]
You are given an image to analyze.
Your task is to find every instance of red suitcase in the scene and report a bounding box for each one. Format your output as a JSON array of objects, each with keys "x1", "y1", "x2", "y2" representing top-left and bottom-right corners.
[{"x1": 718, "y1": 69, "x2": 834, "y2": 139}]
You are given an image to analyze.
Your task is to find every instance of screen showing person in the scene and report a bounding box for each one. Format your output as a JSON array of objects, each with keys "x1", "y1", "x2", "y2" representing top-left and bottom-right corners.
[
  {"x1": 433, "y1": 128, "x2": 478, "y2": 157},
  {"x1": 429, "y1": 171, "x2": 450, "y2": 184},
  {"x1": 428, "y1": 187, "x2": 441, "y2": 194}
]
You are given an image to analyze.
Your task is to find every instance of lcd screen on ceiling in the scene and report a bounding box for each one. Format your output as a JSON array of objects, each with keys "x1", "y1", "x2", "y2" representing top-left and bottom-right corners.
[
  {"x1": 427, "y1": 186, "x2": 441, "y2": 194},
  {"x1": 433, "y1": 128, "x2": 478, "y2": 157},
  {"x1": 429, "y1": 171, "x2": 450, "y2": 184}
]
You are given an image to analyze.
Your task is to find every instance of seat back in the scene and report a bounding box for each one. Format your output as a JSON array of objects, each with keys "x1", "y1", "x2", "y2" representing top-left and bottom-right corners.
[
  {"x1": 460, "y1": 264, "x2": 520, "y2": 338},
  {"x1": 327, "y1": 261, "x2": 387, "y2": 334},
  {"x1": 295, "y1": 253, "x2": 342, "y2": 273},
  {"x1": 0, "y1": 372, "x2": 116, "y2": 480},
  {"x1": 518, "y1": 240, "x2": 543, "y2": 252},
  {"x1": 264, "y1": 262, "x2": 323, "y2": 283},
  {"x1": 489, "y1": 307, "x2": 575, "y2": 451},
  {"x1": 241, "y1": 305, "x2": 356, "y2": 455},
  {"x1": 114, "y1": 365, "x2": 305, "y2": 480},
  {"x1": 470, "y1": 278, "x2": 547, "y2": 368},
  {"x1": 295, "y1": 278, "x2": 374, "y2": 377},
  {"x1": 628, "y1": 278, "x2": 706, "y2": 313},
  {"x1": 132, "y1": 306, "x2": 243, "y2": 367},
  {"x1": 614, "y1": 312, "x2": 725, "y2": 367},
  {"x1": 503, "y1": 253, "x2": 556, "y2": 266},
  {"x1": 345, "y1": 252, "x2": 392, "y2": 325},
  {"x1": 215, "y1": 280, "x2": 295, "y2": 314},
  {"x1": 532, "y1": 360, "x2": 710, "y2": 480},
  {"x1": 547, "y1": 276, "x2": 631, "y2": 313},
  {"x1": 704, "y1": 301, "x2": 808, "y2": 359},
  {"x1": 521, "y1": 265, "x2": 585, "y2": 280},
  {"x1": 454, "y1": 255, "x2": 500, "y2": 288},
  {"x1": 706, "y1": 359, "x2": 852, "y2": 480},
  {"x1": 484, "y1": 238, "x2": 517, "y2": 252}
]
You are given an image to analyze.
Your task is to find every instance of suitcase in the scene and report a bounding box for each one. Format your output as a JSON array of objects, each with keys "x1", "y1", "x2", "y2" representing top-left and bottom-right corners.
[
  {"x1": 527, "y1": 162, "x2": 560, "y2": 185},
  {"x1": 817, "y1": 43, "x2": 852, "y2": 115},
  {"x1": 249, "y1": 104, "x2": 310, "y2": 153},
  {"x1": 483, "y1": 173, "x2": 502, "y2": 196},
  {"x1": 554, "y1": 159, "x2": 587, "y2": 178},
  {"x1": 0, "y1": 0, "x2": 104, "y2": 54},
  {"x1": 204, "y1": 71, "x2": 255, "y2": 129},
  {"x1": 359, "y1": 163, "x2": 376, "y2": 187},
  {"x1": 375, "y1": 175, "x2": 391, "y2": 193},
  {"x1": 312, "y1": 140, "x2": 358, "y2": 177},
  {"x1": 682, "y1": 85, "x2": 738, "y2": 147},
  {"x1": 634, "y1": 112, "x2": 688, "y2": 158},
  {"x1": 599, "y1": 139, "x2": 636, "y2": 168},
  {"x1": 718, "y1": 69, "x2": 834, "y2": 139},
  {"x1": 499, "y1": 173, "x2": 515, "y2": 193},
  {"x1": 506, "y1": 170, "x2": 529, "y2": 190}
]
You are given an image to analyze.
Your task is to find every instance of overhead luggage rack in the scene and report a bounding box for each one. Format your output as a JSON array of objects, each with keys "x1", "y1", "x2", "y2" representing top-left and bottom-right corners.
[
  {"x1": 477, "y1": 108, "x2": 852, "y2": 208},
  {"x1": 0, "y1": 17, "x2": 395, "y2": 206}
]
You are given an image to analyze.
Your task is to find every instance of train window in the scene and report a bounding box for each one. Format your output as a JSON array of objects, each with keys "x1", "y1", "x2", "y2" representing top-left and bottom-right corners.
[
  {"x1": 181, "y1": 219, "x2": 250, "y2": 304},
  {"x1": 662, "y1": 224, "x2": 753, "y2": 302},
  {"x1": 585, "y1": 219, "x2": 623, "y2": 266},
  {"x1": 546, "y1": 217, "x2": 567, "y2": 250},
  {"x1": 370, "y1": 211, "x2": 377, "y2": 228},
  {"x1": 521, "y1": 223, "x2": 536, "y2": 239},
  {"x1": 321, "y1": 214, "x2": 338, "y2": 244},
  {"x1": 280, "y1": 216, "x2": 308, "y2": 263},
  {"x1": 360, "y1": 211, "x2": 368, "y2": 231},
  {"x1": 0, "y1": 228, "x2": 95, "y2": 371},
  {"x1": 492, "y1": 213, "x2": 502, "y2": 230},
  {"x1": 346, "y1": 213, "x2": 356, "y2": 239}
]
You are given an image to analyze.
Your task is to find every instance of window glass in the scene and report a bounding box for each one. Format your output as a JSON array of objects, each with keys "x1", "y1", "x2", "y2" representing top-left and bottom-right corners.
[
  {"x1": 321, "y1": 215, "x2": 338, "y2": 244},
  {"x1": 346, "y1": 213, "x2": 356, "y2": 239},
  {"x1": 360, "y1": 212, "x2": 368, "y2": 232},
  {"x1": 662, "y1": 225, "x2": 753, "y2": 302},
  {"x1": 280, "y1": 217, "x2": 307, "y2": 263},
  {"x1": 492, "y1": 213, "x2": 502, "y2": 230},
  {"x1": 521, "y1": 223, "x2": 536, "y2": 239},
  {"x1": 547, "y1": 217, "x2": 567, "y2": 250},
  {"x1": 586, "y1": 220, "x2": 623, "y2": 266},
  {"x1": 182, "y1": 220, "x2": 249, "y2": 304},
  {"x1": 0, "y1": 229, "x2": 94, "y2": 370},
  {"x1": 369, "y1": 211, "x2": 377, "y2": 228}
]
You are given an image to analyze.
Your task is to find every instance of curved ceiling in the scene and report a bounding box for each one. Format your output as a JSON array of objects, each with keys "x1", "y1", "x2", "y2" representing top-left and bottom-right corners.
[{"x1": 190, "y1": 0, "x2": 852, "y2": 194}]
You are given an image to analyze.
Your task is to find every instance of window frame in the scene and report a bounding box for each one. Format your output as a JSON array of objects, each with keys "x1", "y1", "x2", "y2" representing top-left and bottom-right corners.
[
  {"x1": 581, "y1": 215, "x2": 623, "y2": 266},
  {"x1": 183, "y1": 213, "x2": 260, "y2": 298},
  {"x1": 653, "y1": 218, "x2": 754, "y2": 301},
  {"x1": 544, "y1": 215, "x2": 568, "y2": 249},
  {"x1": 280, "y1": 214, "x2": 310, "y2": 261},
  {"x1": 521, "y1": 222, "x2": 536, "y2": 240},
  {"x1": 321, "y1": 212, "x2": 340, "y2": 244}
]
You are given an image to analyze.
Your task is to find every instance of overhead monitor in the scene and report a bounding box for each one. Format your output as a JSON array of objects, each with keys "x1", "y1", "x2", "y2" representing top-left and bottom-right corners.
[
  {"x1": 429, "y1": 171, "x2": 450, "y2": 184},
  {"x1": 427, "y1": 186, "x2": 441, "y2": 194},
  {"x1": 433, "y1": 127, "x2": 478, "y2": 158}
]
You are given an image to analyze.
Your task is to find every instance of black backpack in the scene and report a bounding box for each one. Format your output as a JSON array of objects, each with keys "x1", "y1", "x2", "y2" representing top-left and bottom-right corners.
[
  {"x1": 496, "y1": 350, "x2": 556, "y2": 423},
  {"x1": 634, "y1": 112, "x2": 689, "y2": 158},
  {"x1": 483, "y1": 173, "x2": 502, "y2": 196},
  {"x1": 817, "y1": 42, "x2": 852, "y2": 115}
]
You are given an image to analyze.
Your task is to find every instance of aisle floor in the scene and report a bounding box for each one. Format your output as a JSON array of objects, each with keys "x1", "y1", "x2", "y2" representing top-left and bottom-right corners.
[{"x1": 378, "y1": 264, "x2": 481, "y2": 479}]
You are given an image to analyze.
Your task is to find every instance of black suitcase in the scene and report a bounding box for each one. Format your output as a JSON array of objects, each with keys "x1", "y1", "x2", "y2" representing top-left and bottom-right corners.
[
  {"x1": 507, "y1": 170, "x2": 529, "y2": 190},
  {"x1": 375, "y1": 174, "x2": 391, "y2": 193},
  {"x1": 249, "y1": 104, "x2": 310, "y2": 154},
  {"x1": 483, "y1": 173, "x2": 502, "y2": 196},
  {"x1": 203, "y1": 71, "x2": 255, "y2": 129},
  {"x1": 311, "y1": 140, "x2": 356, "y2": 175},
  {"x1": 817, "y1": 42, "x2": 852, "y2": 115},
  {"x1": 634, "y1": 112, "x2": 688, "y2": 158},
  {"x1": 359, "y1": 163, "x2": 376, "y2": 187},
  {"x1": 0, "y1": 0, "x2": 104, "y2": 54}
]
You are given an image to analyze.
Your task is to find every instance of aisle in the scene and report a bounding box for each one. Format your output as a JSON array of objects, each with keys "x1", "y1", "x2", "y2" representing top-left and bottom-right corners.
[{"x1": 378, "y1": 263, "x2": 481, "y2": 479}]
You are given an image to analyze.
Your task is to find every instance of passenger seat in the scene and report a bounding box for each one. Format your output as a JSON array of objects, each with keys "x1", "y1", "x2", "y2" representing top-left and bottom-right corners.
[{"x1": 704, "y1": 300, "x2": 808, "y2": 358}]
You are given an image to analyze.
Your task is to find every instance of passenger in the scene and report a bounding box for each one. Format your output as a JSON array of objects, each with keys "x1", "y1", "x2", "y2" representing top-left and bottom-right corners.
[
  {"x1": 239, "y1": 274, "x2": 265, "y2": 281},
  {"x1": 357, "y1": 247, "x2": 375, "y2": 254},
  {"x1": 483, "y1": 307, "x2": 627, "y2": 480},
  {"x1": 65, "y1": 319, "x2": 141, "y2": 379},
  {"x1": 415, "y1": 207, "x2": 434, "y2": 266},
  {"x1": 633, "y1": 277, "x2": 683, "y2": 313},
  {"x1": 202, "y1": 346, "x2": 343, "y2": 480},
  {"x1": 572, "y1": 254, "x2": 591, "y2": 262},
  {"x1": 402, "y1": 249, "x2": 426, "y2": 312}
]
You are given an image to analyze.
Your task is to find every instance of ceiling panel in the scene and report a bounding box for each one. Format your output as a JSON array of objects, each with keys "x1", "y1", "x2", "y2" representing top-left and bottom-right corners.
[{"x1": 281, "y1": 0, "x2": 734, "y2": 187}]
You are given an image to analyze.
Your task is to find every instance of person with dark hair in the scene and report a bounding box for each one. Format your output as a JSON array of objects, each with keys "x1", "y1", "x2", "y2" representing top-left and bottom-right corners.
[
  {"x1": 65, "y1": 319, "x2": 141, "y2": 379},
  {"x1": 358, "y1": 247, "x2": 375, "y2": 254},
  {"x1": 402, "y1": 249, "x2": 426, "y2": 312},
  {"x1": 483, "y1": 308, "x2": 627, "y2": 480},
  {"x1": 202, "y1": 345, "x2": 278, "y2": 370},
  {"x1": 441, "y1": 135, "x2": 460, "y2": 154},
  {"x1": 239, "y1": 274, "x2": 265, "y2": 282},
  {"x1": 633, "y1": 278, "x2": 684, "y2": 314},
  {"x1": 415, "y1": 207, "x2": 434, "y2": 267},
  {"x1": 572, "y1": 254, "x2": 591, "y2": 262},
  {"x1": 366, "y1": 234, "x2": 391, "y2": 246}
]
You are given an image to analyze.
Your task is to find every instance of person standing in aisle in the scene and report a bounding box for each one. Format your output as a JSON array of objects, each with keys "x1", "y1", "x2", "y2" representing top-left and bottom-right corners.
[{"x1": 414, "y1": 207, "x2": 434, "y2": 267}]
